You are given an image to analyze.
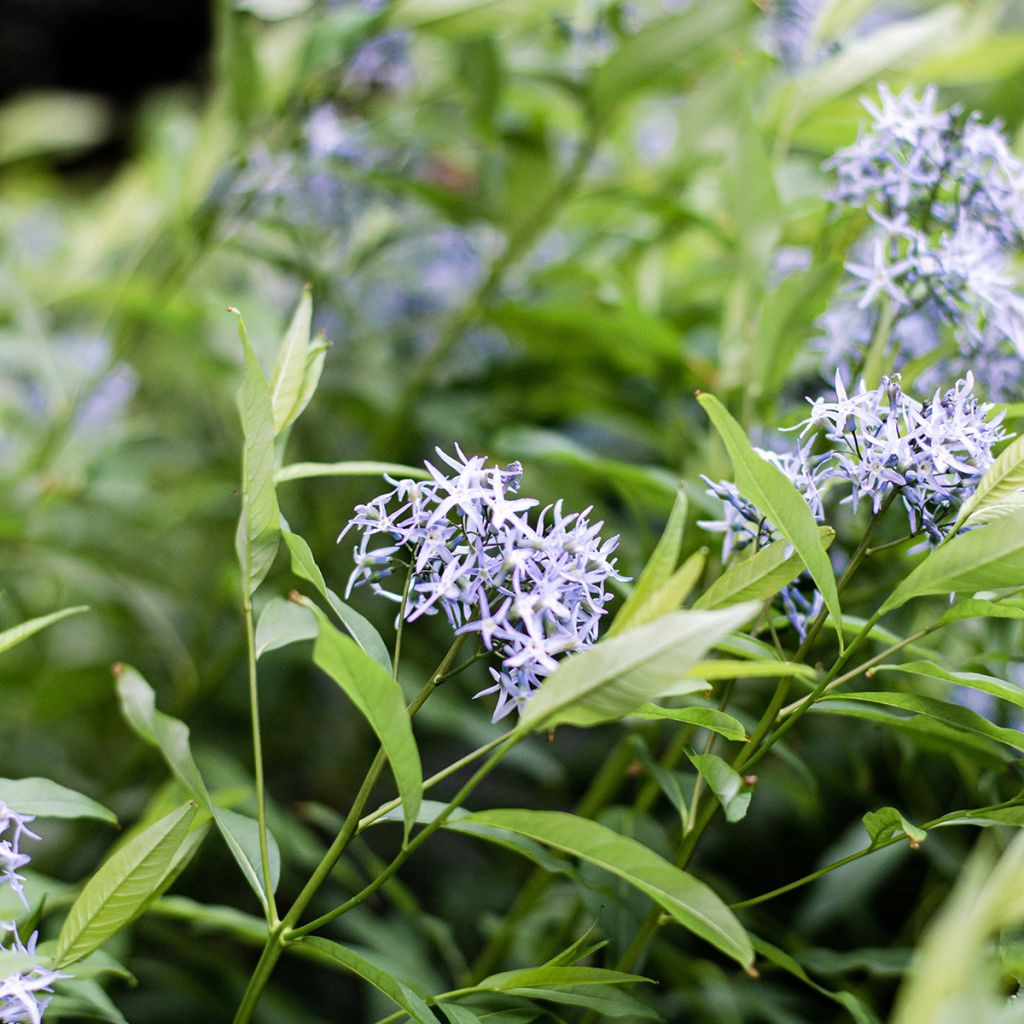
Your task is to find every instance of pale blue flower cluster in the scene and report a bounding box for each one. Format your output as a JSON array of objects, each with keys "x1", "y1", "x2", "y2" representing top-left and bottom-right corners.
[
  {"x1": 702, "y1": 373, "x2": 1006, "y2": 636},
  {"x1": 0, "y1": 802, "x2": 65, "y2": 1023},
  {"x1": 820, "y1": 85, "x2": 1024, "y2": 399},
  {"x1": 341, "y1": 447, "x2": 625, "y2": 719}
]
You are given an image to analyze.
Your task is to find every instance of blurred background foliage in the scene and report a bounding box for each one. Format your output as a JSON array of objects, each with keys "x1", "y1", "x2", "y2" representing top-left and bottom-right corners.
[{"x1": 3, "y1": 0, "x2": 1024, "y2": 1020}]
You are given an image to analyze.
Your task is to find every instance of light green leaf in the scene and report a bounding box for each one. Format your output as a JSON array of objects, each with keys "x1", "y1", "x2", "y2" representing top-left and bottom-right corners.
[
  {"x1": 823, "y1": 692, "x2": 1024, "y2": 754},
  {"x1": 233, "y1": 309, "x2": 281, "y2": 596},
  {"x1": 115, "y1": 664, "x2": 208, "y2": 800},
  {"x1": 609, "y1": 489, "x2": 690, "y2": 636},
  {"x1": 463, "y1": 809, "x2": 754, "y2": 968},
  {"x1": 55, "y1": 802, "x2": 198, "y2": 966},
  {"x1": 0, "y1": 605, "x2": 88, "y2": 655},
  {"x1": 752, "y1": 937, "x2": 883, "y2": 1024},
  {"x1": 0, "y1": 777, "x2": 116, "y2": 826},
  {"x1": 935, "y1": 599, "x2": 1024, "y2": 626},
  {"x1": 611, "y1": 550, "x2": 706, "y2": 637},
  {"x1": 934, "y1": 806, "x2": 1024, "y2": 829},
  {"x1": 283, "y1": 525, "x2": 392, "y2": 672},
  {"x1": 698, "y1": 393, "x2": 841, "y2": 641},
  {"x1": 630, "y1": 704, "x2": 747, "y2": 742},
  {"x1": 391, "y1": 0, "x2": 565, "y2": 35},
  {"x1": 474, "y1": 965, "x2": 651, "y2": 992},
  {"x1": 298, "y1": 937, "x2": 438, "y2": 1024},
  {"x1": 686, "y1": 752, "x2": 752, "y2": 823},
  {"x1": 954, "y1": 434, "x2": 1024, "y2": 532},
  {"x1": 880, "y1": 512, "x2": 1024, "y2": 614},
  {"x1": 214, "y1": 808, "x2": 281, "y2": 908},
  {"x1": 493, "y1": 985, "x2": 659, "y2": 1018},
  {"x1": 306, "y1": 602, "x2": 421, "y2": 841},
  {"x1": 694, "y1": 529, "x2": 835, "y2": 610},
  {"x1": 48, "y1": 978, "x2": 130, "y2": 1024},
  {"x1": 875, "y1": 660, "x2": 1024, "y2": 712},
  {"x1": 115, "y1": 664, "x2": 280, "y2": 909},
  {"x1": 276, "y1": 460, "x2": 430, "y2": 484},
  {"x1": 517, "y1": 603, "x2": 759, "y2": 731},
  {"x1": 268, "y1": 285, "x2": 313, "y2": 434},
  {"x1": 686, "y1": 659, "x2": 817, "y2": 681},
  {"x1": 863, "y1": 807, "x2": 926, "y2": 849},
  {"x1": 254, "y1": 596, "x2": 318, "y2": 658},
  {"x1": 590, "y1": 1, "x2": 745, "y2": 116}
]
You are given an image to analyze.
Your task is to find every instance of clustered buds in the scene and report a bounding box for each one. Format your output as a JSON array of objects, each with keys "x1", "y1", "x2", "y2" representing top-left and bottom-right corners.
[
  {"x1": 341, "y1": 446, "x2": 626, "y2": 720},
  {"x1": 0, "y1": 802, "x2": 66, "y2": 1023}
]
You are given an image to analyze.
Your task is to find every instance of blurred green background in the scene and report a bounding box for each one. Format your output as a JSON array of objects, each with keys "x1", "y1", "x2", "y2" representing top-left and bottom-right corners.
[{"x1": 3, "y1": 0, "x2": 1024, "y2": 1019}]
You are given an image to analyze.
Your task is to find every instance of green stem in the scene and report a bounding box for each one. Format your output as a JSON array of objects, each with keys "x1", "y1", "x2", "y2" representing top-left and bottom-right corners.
[
  {"x1": 243, "y1": 587, "x2": 277, "y2": 927},
  {"x1": 232, "y1": 635, "x2": 465, "y2": 1022},
  {"x1": 290, "y1": 736, "x2": 520, "y2": 938}
]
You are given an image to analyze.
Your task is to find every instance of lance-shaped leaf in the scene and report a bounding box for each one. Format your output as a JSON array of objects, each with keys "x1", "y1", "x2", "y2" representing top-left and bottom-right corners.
[
  {"x1": 875, "y1": 661, "x2": 1024, "y2": 713},
  {"x1": 283, "y1": 524, "x2": 392, "y2": 672},
  {"x1": 115, "y1": 665, "x2": 281, "y2": 909},
  {"x1": 55, "y1": 802, "x2": 198, "y2": 966},
  {"x1": 268, "y1": 285, "x2": 313, "y2": 434},
  {"x1": 610, "y1": 551, "x2": 706, "y2": 637},
  {"x1": 232, "y1": 309, "x2": 280, "y2": 596},
  {"x1": 879, "y1": 511, "x2": 1024, "y2": 614},
  {"x1": 609, "y1": 489, "x2": 689, "y2": 635},
  {"x1": 254, "y1": 596, "x2": 318, "y2": 658},
  {"x1": 694, "y1": 528, "x2": 835, "y2": 610},
  {"x1": 953, "y1": 434, "x2": 1024, "y2": 532},
  {"x1": 630, "y1": 705, "x2": 747, "y2": 742},
  {"x1": 686, "y1": 752, "x2": 752, "y2": 823},
  {"x1": 517, "y1": 603, "x2": 759, "y2": 731},
  {"x1": 0, "y1": 778, "x2": 116, "y2": 826},
  {"x1": 0, "y1": 606, "x2": 88, "y2": 656},
  {"x1": 463, "y1": 809, "x2": 754, "y2": 969},
  {"x1": 304, "y1": 601, "x2": 422, "y2": 842},
  {"x1": 276, "y1": 460, "x2": 431, "y2": 484},
  {"x1": 298, "y1": 937, "x2": 438, "y2": 1024},
  {"x1": 698, "y1": 393, "x2": 841, "y2": 641}
]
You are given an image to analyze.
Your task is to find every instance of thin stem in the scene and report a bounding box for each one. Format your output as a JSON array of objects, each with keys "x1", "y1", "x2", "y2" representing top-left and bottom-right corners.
[
  {"x1": 232, "y1": 635, "x2": 465, "y2": 1022},
  {"x1": 290, "y1": 736, "x2": 520, "y2": 937},
  {"x1": 392, "y1": 567, "x2": 415, "y2": 682},
  {"x1": 243, "y1": 588, "x2": 277, "y2": 926}
]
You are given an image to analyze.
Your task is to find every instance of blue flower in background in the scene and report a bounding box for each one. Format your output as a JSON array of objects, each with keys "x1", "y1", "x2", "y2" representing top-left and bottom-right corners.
[
  {"x1": 341, "y1": 447, "x2": 626, "y2": 720},
  {"x1": 820, "y1": 84, "x2": 1024, "y2": 400}
]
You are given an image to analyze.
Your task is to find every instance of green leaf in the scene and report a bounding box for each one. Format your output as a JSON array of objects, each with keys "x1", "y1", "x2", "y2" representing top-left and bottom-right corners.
[
  {"x1": 953, "y1": 434, "x2": 1024, "y2": 532},
  {"x1": 934, "y1": 806, "x2": 1024, "y2": 829},
  {"x1": 115, "y1": 665, "x2": 280, "y2": 910},
  {"x1": 875, "y1": 660, "x2": 1024, "y2": 713},
  {"x1": 276, "y1": 460, "x2": 430, "y2": 484},
  {"x1": 686, "y1": 659, "x2": 817, "y2": 681},
  {"x1": 609, "y1": 489, "x2": 689, "y2": 636},
  {"x1": 694, "y1": 529, "x2": 835, "y2": 610},
  {"x1": 811, "y1": 699, "x2": 1014, "y2": 766},
  {"x1": 306, "y1": 602, "x2": 421, "y2": 841},
  {"x1": 590, "y1": 1, "x2": 745, "y2": 116},
  {"x1": 698, "y1": 393, "x2": 842, "y2": 641},
  {"x1": 233, "y1": 309, "x2": 281, "y2": 596},
  {"x1": 934, "y1": 599, "x2": 1024, "y2": 626},
  {"x1": 494, "y1": 985, "x2": 659, "y2": 1018},
  {"x1": 879, "y1": 512, "x2": 1024, "y2": 614},
  {"x1": 862, "y1": 807, "x2": 926, "y2": 849},
  {"x1": 213, "y1": 808, "x2": 281, "y2": 908},
  {"x1": 474, "y1": 965, "x2": 651, "y2": 992},
  {"x1": 463, "y1": 809, "x2": 753, "y2": 968},
  {"x1": 55, "y1": 802, "x2": 198, "y2": 966},
  {"x1": 0, "y1": 605, "x2": 88, "y2": 655},
  {"x1": 282, "y1": 525, "x2": 392, "y2": 672},
  {"x1": 268, "y1": 285, "x2": 313, "y2": 434},
  {"x1": 298, "y1": 937, "x2": 438, "y2": 1024},
  {"x1": 822, "y1": 692, "x2": 1024, "y2": 754},
  {"x1": 517, "y1": 603, "x2": 759, "y2": 731},
  {"x1": 390, "y1": 0, "x2": 565, "y2": 36},
  {"x1": 254, "y1": 596, "x2": 318, "y2": 658},
  {"x1": 752, "y1": 936, "x2": 883, "y2": 1024},
  {"x1": 115, "y1": 665, "x2": 208, "y2": 800},
  {"x1": 611, "y1": 550, "x2": 706, "y2": 637},
  {"x1": 686, "y1": 752, "x2": 752, "y2": 823},
  {"x1": 630, "y1": 704, "x2": 747, "y2": 742},
  {"x1": 0, "y1": 777, "x2": 117, "y2": 826}
]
